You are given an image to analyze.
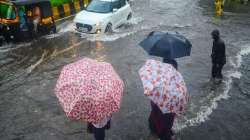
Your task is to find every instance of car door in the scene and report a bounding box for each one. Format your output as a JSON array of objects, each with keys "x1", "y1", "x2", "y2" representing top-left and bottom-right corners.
[
  {"x1": 119, "y1": 0, "x2": 129, "y2": 23},
  {"x1": 111, "y1": 0, "x2": 122, "y2": 28}
]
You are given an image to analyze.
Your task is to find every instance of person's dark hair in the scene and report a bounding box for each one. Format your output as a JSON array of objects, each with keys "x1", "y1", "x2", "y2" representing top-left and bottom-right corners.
[
  {"x1": 211, "y1": 29, "x2": 220, "y2": 40},
  {"x1": 163, "y1": 58, "x2": 178, "y2": 70}
]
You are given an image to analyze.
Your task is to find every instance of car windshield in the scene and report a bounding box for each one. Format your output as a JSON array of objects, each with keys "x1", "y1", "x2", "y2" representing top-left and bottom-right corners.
[
  {"x1": 86, "y1": 0, "x2": 112, "y2": 13},
  {"x1": 0, "y1": 3, "x2": 16, "y2": 19}
]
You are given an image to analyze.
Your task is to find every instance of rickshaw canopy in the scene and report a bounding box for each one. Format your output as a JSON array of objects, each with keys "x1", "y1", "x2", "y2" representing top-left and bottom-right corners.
[{"x1": 11, "y1": 0, "x2": 50, "y2": 5}]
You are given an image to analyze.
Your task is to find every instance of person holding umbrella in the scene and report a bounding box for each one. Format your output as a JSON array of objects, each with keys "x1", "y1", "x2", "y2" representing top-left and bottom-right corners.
[
  {"x1": 139, "y1": 60, "x2": 188, "y2": 140},
  {"x1": 149, "y1": 58, "x2": 178, "y2": 140},
  {"x1": 54, "y1": 58, "x2": 124, "y2": 140},
  {"x1": 139, "y1": 31, "x2": 191, "y2": 140}
]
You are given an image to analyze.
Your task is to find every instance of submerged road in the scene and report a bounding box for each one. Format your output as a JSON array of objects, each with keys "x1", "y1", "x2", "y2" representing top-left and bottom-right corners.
[{"x1": 0, "y1": 0, "x2": 250, "y2": 140}]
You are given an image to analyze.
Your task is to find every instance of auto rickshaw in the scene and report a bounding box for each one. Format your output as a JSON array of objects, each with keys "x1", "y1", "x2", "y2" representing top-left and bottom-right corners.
[{"x1": 0, "y1": 0, "x2": 56, "y2": 44}]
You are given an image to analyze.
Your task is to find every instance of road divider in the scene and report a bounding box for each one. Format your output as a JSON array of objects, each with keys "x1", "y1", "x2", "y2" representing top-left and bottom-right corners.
[{"x1": 52, "y1": 0, "x2": 91, "y2": 21}]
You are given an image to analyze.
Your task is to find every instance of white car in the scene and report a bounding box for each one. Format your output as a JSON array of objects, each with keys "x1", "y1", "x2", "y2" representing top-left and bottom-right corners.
[{"x1": 73, "y1": 0, "x2": 132, "y2": 34}]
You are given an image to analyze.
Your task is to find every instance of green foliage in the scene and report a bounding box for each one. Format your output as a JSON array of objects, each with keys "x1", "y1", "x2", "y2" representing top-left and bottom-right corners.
[{"x1": 50, "y1": 0, "x2": 76, "y2": 7}]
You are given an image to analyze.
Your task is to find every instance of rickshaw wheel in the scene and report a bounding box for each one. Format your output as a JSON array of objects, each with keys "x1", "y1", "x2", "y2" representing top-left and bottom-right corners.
[{"x1": 49, "y1": 26, "x2": 56, "y2": 34}]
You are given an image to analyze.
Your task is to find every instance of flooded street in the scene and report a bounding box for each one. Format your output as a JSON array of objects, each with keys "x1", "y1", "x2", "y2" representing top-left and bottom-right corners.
[{"x1": 1, "y1": 0, "x2": 250, "y2": 140}]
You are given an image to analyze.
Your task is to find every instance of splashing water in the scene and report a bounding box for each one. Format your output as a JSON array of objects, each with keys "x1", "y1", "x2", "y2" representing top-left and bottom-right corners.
[
  {"x1": 80, "y1": 17, "x2": 160, "y2": 42},
  {"x1": 174, "y1": 43, "x2": 250, "y2": 132}
]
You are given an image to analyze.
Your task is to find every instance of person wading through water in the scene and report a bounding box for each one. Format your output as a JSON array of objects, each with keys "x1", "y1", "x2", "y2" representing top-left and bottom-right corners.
[{"x1": 211, "y1": 29, "x2": 226, "y2": 83}]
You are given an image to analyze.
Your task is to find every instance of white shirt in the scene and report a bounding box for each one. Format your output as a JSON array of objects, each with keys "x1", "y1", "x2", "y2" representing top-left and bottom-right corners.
[{"x1": 92, "y1": 116, "x2": 111, "y2": 128}]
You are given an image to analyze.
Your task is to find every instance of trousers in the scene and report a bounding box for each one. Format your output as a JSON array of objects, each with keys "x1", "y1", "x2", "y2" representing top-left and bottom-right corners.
[{"x1": 212, "y1": 63, "x2": 224, "y2": 79}]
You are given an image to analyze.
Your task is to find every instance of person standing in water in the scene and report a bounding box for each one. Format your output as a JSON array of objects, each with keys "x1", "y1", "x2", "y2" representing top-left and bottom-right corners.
[
  {"x1": 211, "y1": 29, "x2": 226, "y2": 82},
  {"x1": 148, "y1": 59, "x2": 177, "y2": 140}
]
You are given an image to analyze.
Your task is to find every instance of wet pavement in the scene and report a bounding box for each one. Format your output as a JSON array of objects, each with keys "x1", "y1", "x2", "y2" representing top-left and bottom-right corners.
[{"x1": 1, "y1": 0, "x2": 250, "y2": 140}]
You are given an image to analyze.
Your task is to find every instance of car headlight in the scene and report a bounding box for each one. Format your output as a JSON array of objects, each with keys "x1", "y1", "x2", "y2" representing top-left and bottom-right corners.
[{"x1": 96, "y1": 29, "x2": 101, "y2": 34}]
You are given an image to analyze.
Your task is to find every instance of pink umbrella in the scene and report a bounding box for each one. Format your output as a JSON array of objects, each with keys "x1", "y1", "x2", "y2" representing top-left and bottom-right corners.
[
  {"x1": 55, "y1": 58, "x2": 124, "y2": 123},
  {"x1": 139, "y1": 59, "x2": 188, "y2": 114}
]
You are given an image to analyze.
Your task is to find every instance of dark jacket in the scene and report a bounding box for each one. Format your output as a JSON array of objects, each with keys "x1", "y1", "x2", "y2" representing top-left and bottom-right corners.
[
  {"x1": 211, "y1": 38, "x2": 226, "y2": 64},
  {"x1": 149, "y1": 101, "x2": 175, "y2": 139}
]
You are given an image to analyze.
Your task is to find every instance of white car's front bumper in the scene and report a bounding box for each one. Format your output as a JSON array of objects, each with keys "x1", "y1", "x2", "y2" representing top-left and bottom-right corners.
[{"x1": 74, "y1": 22, "x2": 101, "y2": 34}]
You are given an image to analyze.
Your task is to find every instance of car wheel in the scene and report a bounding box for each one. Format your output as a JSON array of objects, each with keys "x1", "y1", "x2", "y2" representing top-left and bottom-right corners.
[
  {"x1": 127, "y1": 13, "x2": 132, "y2": 20},
  {"x1": 52, "y1": 26, "x2": 57, "y2": 34},
  {"x1": 105, "y1": 23, "x2": 113, "y2": 33},
  {"x1": 5, "y1": 35, "x2": 11, "y2": 43},
  {"x1": 49, "y1": 26, "x2": 56, "y2": 34}
]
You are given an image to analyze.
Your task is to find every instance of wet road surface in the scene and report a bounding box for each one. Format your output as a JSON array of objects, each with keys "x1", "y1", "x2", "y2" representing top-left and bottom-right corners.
[{"x1": 1, "y1": 0, "x2": 250, "y2": 140}]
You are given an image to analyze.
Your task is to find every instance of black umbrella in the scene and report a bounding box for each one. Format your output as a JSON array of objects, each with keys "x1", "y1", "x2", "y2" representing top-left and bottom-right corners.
[{"x1": 139, "y1": 31, "x2": 192, "y2": 59}]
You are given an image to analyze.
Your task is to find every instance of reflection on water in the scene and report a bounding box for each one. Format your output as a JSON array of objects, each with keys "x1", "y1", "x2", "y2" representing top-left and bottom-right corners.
[
  {"x1": 91, "y1": 40, "x2": 107, "y2": 62},
  {"x1": 70, "y1": 33, "x2": 80, "y2": 58}
]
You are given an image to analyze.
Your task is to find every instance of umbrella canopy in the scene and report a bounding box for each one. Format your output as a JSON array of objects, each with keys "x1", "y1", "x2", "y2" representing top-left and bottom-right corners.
[
  {"x1": 139, "y1": 31, "x2": 192, "y2": 59},
  {"x1": 54, "y1": 58, "x2": 124, "y2": 123},
  {"x1": 139, "y1": 59, "x2": 188, "y2": 114}
]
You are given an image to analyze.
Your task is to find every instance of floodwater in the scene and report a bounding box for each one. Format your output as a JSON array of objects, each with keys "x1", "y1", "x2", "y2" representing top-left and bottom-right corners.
[{"x1": 0, "y1": 0, "x2": 250, "y2": 140}]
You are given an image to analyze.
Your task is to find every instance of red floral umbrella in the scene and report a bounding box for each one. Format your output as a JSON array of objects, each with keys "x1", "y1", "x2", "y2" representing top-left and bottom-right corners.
[{"x1": 54, "y1": 58, "x2": 124, "y2": 123}]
